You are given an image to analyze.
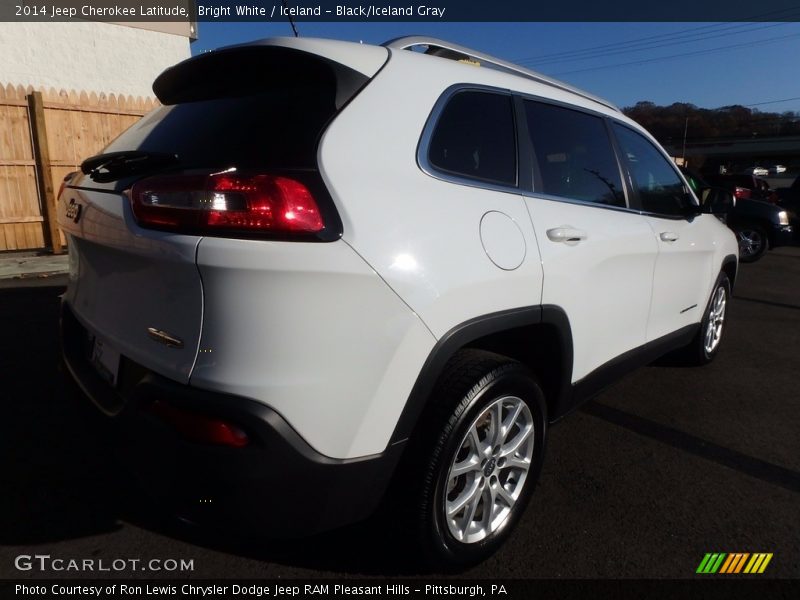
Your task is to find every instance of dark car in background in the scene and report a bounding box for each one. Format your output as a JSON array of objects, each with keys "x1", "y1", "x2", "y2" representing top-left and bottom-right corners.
[
  {"x1": 682, "y1": 168, "x2": 794, "y2": 262},
  {"x1": 775, "y1": 176, "x2": 800, "y2": 238},
  {"x1": 775, "y1": 175, "x2": 800, "y2": 210},
  {"x1": 703, "y1": 173, "x2": 776, "y2": 203}
]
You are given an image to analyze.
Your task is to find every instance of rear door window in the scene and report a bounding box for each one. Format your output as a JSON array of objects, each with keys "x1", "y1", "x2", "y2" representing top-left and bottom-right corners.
[
  {"x1": 427, "y1": 91, "x2": 517, "y2": 186},
  {"x1": 523, "y1": 101, "x2": 626, "y2": 207}
]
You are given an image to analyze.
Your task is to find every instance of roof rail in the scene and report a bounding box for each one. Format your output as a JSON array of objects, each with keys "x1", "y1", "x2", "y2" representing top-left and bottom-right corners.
[{"x1": 382, "y1": 36, "x2": 619, "y2": 113}]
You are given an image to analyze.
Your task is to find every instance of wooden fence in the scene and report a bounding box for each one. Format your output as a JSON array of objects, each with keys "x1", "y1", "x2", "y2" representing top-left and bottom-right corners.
[{"x1": 0, "y1": 84, "x2": 157, "y2": 252}]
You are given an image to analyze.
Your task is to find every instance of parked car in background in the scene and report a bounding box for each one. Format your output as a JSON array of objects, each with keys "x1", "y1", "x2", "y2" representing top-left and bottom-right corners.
[
  {"x1": 702, "y1": 173, "x2": 776, "y2": 203},
  {"x1": 775, "y1": 175, "x2": 800, "y2": 207},
  {"x1": 742, "y1": 166, "x2": 769, "y2": 177},
  {"x1": 683, "y1": 168, "x2": 793, "y2": 262},
  {"x1": 775, "y1": 176, "x2": 800, "y2": 238},
  {"x1": 768, "y1": 164, "x2": 787, "y2": 174}
]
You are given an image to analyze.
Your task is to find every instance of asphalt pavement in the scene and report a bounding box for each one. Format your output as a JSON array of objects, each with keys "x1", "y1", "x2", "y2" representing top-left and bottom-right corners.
[{"x1": 0, "y1": 248, "x2": 798, "y2": 581}]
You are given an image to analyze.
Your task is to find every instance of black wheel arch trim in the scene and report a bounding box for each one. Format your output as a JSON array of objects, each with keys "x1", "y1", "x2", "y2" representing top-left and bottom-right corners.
[
  {"x1": 389, "y1": 304, "x2": 575, "y2": 445},
  {"x1": 721, "y1": 253, "x2": 738, "y2": 289}
]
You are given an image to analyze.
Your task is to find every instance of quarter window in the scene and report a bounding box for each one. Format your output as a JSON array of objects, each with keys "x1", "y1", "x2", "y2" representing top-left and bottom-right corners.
[
  {"x1": 612, "y1": 124, "x2": 692, "y2": 217},
  {"x1": 524, "y1": 101, "x2": 625, "y2": 207},
  {"x1": 428, "y1": 91, "x2": 517, "y2": 186}
]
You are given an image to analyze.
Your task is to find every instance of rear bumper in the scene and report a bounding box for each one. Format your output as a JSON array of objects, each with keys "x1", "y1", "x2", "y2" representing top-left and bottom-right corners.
[{"x1": 60, "y1": 302, "x2": 405, "y2": 538}]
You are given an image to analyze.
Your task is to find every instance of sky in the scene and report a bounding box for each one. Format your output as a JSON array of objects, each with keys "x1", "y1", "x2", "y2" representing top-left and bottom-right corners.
[{"x1": 190, "y1": 21, "x2": 800, "y2": 113}]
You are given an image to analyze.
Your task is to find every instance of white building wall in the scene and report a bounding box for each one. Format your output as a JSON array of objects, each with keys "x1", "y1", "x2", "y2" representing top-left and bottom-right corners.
[{"x1": 0, "y1": 22, "x2": 190, "y2": 98}]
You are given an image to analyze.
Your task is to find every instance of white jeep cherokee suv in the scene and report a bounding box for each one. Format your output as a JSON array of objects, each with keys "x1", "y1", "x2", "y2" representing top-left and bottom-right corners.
[{"x1": 58, "y1": 36, "x2": 738, "y2": 566}]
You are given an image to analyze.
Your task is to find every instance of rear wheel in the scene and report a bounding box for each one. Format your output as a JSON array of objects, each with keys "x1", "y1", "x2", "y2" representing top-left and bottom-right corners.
[
  {"x1": 401, "y1": 350, "x2": 547, "y2": 567},
  {"x1": 735, "y1": 225, "x2": 767, "y2": 262}
]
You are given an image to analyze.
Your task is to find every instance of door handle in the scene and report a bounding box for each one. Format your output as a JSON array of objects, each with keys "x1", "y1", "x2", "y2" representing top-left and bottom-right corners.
[
  {"x1": 546, "y1": 227, "x2": 588, "y2": 243},
  {"x1": 660, "y1": 231, "x2": 679, "y2": 242}
]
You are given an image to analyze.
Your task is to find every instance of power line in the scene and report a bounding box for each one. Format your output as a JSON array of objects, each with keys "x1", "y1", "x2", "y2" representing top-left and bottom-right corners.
[
  {"x1": 746, "y1": 96, "x2": 800, "y2": 107},
  {"x1": 514, "y1": 22, "x2": 787, "y2": 66},
  {"x1": 551, "y1": 32, "x2": 800, "y2": 76},
  {"x1": 511, "y1": 9, "x2": 800, "y2": 66},
  {"x1": 517, "y1": 23, "x2": 789, "y2": 67}
]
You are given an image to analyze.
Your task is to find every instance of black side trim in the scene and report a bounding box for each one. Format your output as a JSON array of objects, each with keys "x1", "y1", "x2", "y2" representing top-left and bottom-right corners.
[
  {"x1": 390, "y1": 305, "x2": 578, "y2": 442},
  {"x1": 565, "y1": 324, "x2": 699, "y2": 416},
  {"x1": 540, "y1": 305, "x2": 574, "y2": 420},
  {"x1": 721, "y1": 254, "x2": 738, "y2": 289}
]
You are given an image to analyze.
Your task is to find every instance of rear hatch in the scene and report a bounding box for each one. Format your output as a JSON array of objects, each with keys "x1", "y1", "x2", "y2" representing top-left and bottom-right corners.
[{"x1": 59, "y1": 39, "x2": 388, "y2": 387}]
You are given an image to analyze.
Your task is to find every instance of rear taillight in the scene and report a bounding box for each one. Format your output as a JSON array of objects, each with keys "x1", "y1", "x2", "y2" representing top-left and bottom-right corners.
[
  {"x1": 130, "y1": 171, "x2": 324, "y2": 235},
  {"x1": 58, "y1": 171, "x2": 77, "y2": 201},
  {"x1": 733, "y1": 187, "x2": 751, "y2": 199}
]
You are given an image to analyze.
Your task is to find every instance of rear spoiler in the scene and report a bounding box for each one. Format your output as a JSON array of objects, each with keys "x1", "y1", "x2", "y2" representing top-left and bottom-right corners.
[{"x1": 153, "y1": 38, "x2": 388, "y2": 108}]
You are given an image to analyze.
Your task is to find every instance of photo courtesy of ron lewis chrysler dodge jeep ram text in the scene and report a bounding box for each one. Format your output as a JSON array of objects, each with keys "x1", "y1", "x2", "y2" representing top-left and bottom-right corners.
[{"x1": 58, "y1": 36, "x2": 738, "y2": 567}]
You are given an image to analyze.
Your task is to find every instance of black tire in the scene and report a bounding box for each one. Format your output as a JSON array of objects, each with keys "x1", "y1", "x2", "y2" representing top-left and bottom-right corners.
[
  {"x1": 680, "y1": 273, "x2": 731, "y2": 366},
  {"x1": 399, "y1": 349, "x2": 547, "y2": 568},
  {"x1": 734, "y1": 224, "x2": 768, "y2": 263}
]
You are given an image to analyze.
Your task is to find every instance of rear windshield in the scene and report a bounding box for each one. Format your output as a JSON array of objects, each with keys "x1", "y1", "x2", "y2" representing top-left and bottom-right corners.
[
  {"x1": 104, "y1": 89, "x2": 335, "y2": 170},
  {"x1": 90, "y1": 46, "x2": 371, "y2": 184}
]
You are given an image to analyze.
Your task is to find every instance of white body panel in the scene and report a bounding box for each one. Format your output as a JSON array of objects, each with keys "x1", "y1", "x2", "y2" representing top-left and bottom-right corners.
[
  {"x1": 524, "y1": 197, "x2": 658, "y2": 381},
  {"x1": 191, "y1": 238, "x2": 435, "y2": 459},
  {"x1": 319, "y1": 50, "x2": 546, "y2": 338},
  {"x1": 58, "y1": 188, "x2": 202, "y2": 384},
  {"x1": 644, "y1": 214, "x2": 717, "y2": 341}
]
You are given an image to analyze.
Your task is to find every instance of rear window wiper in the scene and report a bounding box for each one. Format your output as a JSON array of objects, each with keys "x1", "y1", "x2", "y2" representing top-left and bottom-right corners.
[{"x1": 81, "y1": 151, "x2": 179, "y2": 182}]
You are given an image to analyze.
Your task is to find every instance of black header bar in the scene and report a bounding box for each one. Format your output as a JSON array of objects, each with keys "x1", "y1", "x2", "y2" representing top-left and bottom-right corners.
[{"x1": 3, "y1": 1, "x2": 800, "y2": 22}]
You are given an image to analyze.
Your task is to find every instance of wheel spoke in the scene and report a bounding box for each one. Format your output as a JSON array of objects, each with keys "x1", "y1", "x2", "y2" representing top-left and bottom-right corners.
[
  {"x1": 450, "y1": 455, "x2": 481, "y2": 478},
  {"x1": 499, "y1": 422, "x2": 533, "y2": 458},
  {"x1": 495, "y1": 483, "x2": 516, "y2": 507},
  {"x1": 490, "y1": 401, "x2": 505, "y2": 448},
  {"x1": 447, "y1": 477, "x2": 481, "y2": 517},
  {"x1": 501, "y1": 402, "x2": 524, "y2": 445},
  {"x1": 503, "y1": 454, "x2": 531, "y2": 472},
  {"x1": 461, "y1": 487, "x2": 482, "y2": 531},
  {"x1": 469, "y1": 425, "x2": 486, "y2": 457}
]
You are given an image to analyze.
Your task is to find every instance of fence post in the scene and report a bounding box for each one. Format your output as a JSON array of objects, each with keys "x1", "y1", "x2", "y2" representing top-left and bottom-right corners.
[{"x1": 27, "y1": 91, "x2": 63, "y2": 255}]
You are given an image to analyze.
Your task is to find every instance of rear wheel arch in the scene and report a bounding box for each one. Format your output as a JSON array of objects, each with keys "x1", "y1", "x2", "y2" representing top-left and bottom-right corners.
[
  {"x1": 390, "y1": 305, "x2": 574, "y2": 447},
  {"x1": 721, "y1": 254, "x2": 737, "y2": 290}
]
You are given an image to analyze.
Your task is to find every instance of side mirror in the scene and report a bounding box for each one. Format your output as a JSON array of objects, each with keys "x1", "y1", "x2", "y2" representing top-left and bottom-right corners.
[{"x1": 700, "y1": 187, "x2": 735, "y2": 215}]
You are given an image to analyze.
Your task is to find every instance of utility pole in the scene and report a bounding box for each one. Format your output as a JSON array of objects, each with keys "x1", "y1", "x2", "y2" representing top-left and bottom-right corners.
[{"x1": 681, "y1": 116, "x2": 689, "y2": 166}]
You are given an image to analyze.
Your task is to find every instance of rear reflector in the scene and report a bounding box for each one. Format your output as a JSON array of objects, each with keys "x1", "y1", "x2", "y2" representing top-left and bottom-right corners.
[
  {"x1": 130, "y1": 170, "x2": 324, "y2": 235},
  {"x1": 148, "y1": 400, "x2": 249, "y2": 448}
]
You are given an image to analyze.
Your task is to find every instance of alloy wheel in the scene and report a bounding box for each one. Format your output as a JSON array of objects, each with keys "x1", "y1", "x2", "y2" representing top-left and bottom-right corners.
[
  {"x1": 443, "y1": 395, "x2": 534, "y2": 544},
  {"x1": 704, "y1": 285, "x2": 727, "y2": 355}
]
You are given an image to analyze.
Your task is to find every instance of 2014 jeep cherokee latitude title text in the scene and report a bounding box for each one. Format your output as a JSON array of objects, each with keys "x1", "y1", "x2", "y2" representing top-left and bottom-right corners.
[{"x1": 58, "y1": 36, "x2": 739, "y2": 567}]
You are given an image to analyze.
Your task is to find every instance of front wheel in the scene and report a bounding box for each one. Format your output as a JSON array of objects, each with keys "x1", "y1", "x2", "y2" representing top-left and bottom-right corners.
[
  {"x1": 404, "y1": 350, "x2": 547, "y2": 568},
  {"x1": 735, "y1": 225, "x2": 767, "y2": 262},
  {"x1": 680, "y1": 273, "x2": 731, "y2": 365}
]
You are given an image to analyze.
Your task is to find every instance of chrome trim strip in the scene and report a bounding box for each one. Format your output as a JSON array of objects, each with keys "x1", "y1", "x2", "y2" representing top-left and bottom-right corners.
[{"x1": 147, "y1": 327, "x2": 185, "y2": 349}]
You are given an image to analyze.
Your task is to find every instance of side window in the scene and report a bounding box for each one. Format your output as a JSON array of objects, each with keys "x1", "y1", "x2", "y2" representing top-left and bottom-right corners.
[
  {"x1": 612, "y1": 124, "x2": 692, "y2": 217},
  {"x1": 524, "y1": 101, "x2": 625, "y2": 207},
  {"x1": 428, "y1": 91, "x2": 516, "y2": 186}
]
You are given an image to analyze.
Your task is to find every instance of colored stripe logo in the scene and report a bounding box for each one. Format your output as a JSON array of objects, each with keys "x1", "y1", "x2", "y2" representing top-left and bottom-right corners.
[{"x1": 696, "y1": 553, "x2": 773, "y2": 574}]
